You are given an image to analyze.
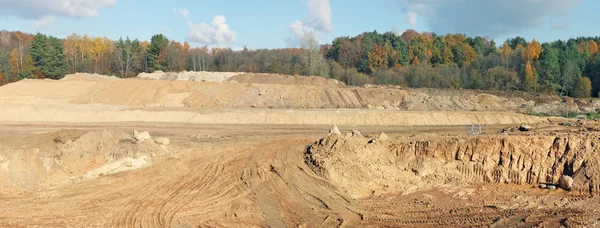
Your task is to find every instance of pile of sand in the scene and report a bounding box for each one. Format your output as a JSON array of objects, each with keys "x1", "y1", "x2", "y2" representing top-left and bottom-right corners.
[
  {"x1": 228, "y1": 73, "x2": 344, "y2": 87},
  {"x1": 2, "y1": 73, "x2": 598, "y2": 114},
  {"x1": 137, "y1": 71, "x2": 242, "y2": 82},
  {"x1": 306, "y1": 129, "x2": 600, "y2": 197},
  {"x1": 0, "y1": 129, "x2": 171, "y2": 190}
]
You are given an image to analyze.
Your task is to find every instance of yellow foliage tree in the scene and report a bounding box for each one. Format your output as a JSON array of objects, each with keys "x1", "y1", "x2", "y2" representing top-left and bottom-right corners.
[
  {"x1": 589, "y1": 40, "x2": 599, "y2": 56},
  {"x1": 524, "y1": 61, "x2": 537, "y2": 91},
  {"x1": 367, "y1": 44, "x2": 387, "y2": 73},
  {"x1": 461, "y1": 44, "x2": 477, "y2": 65},
  {"x1": 64, "y1": 33, "x2": 81, "y2": 73},
  {"x1": 573, "y1": 77, "x2": 592, "y2": 98},
  {"x1": 10, "y1": 49, "x2": 20, "y2": 79},
  {"x1": 526, "y1": 39, "x2": 542, "y2": 61},
  {"x1": 81, "y1": 35, "x2": 93, "y2": 61},
  {"x1": 501, "y1": 41, "x2": 512, "y2": 67},
  {"x1": 0, "y1": 72, "x2": 6, "y2": 85}
]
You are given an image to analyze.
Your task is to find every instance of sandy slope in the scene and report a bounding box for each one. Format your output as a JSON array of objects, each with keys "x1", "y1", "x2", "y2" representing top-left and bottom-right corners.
[
  {"x1": 0, "y1": 104, "x2": 543, "y2": 126},
  {"x1": 0, "y1": 73, "x2": 577, "y2": 112}
]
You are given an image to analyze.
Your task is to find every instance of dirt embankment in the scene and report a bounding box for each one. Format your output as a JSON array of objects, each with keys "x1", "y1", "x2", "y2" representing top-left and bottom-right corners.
[
  {"x1": 227, "y1": 73, "x2": 344, "y2": 87},
  {"x1": 0, "y1": 72, "x2": 585, "y2": 112},
  {"x1": 137, "y1": 71, "x2": 243, "y2": 82},
  {"x1": 306, "y1": 130, "x2": 600, "y2": 198},
  {"x1": 0, "y1": 129, "x2": 171, "y2": 191},
  {"x1": 0, "y1": 104, "x2": 544, "y2": 126}
]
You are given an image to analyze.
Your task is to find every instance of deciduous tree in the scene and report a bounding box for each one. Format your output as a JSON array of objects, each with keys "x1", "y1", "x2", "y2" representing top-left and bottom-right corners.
[{"x1": 573, "y1": 77, "x2": 592, "y2": 98}]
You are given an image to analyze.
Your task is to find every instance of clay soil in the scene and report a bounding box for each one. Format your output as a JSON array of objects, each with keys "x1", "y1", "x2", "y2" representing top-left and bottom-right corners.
[{"x1": 0, "y1": 73, "x2": 598, "y2": 227}]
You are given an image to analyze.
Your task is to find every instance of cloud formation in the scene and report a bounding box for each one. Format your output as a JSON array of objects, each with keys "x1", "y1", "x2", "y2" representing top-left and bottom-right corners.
[
  {"x1": 0, "y1": 0, "x2": 116, "y2": 18},
  {"x1": 172, "y1": 8, "x2": 189, "y2": 18},
  {"x1": 32, "y1": 16, "x2": 57, "y2": 32},
  {"x1": 287, "y1": 0, "x2": 333, "y2": 46},
  {"x1": 405, "y1": 12, "x2": 417, "y2": 27},
  {"x1": 396, "y1": 0, "x2": 581, "y2": 37},
  {"x1": 187, "y1": 15, "x2": 237, "y2": 46},
  {"x1": 0, "y1": 0, "x2": 116, "y2": 30}
]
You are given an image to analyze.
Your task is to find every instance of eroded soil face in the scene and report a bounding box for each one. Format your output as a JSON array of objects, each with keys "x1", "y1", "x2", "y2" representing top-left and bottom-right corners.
[{"x1": 0, "y1": 122, "x2": 599, "y2": 227}]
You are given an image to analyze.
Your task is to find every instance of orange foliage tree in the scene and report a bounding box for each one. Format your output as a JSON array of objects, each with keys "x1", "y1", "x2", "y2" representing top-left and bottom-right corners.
[{"x1": 526, "y1": 39, "x2": 542, "y2": 61}]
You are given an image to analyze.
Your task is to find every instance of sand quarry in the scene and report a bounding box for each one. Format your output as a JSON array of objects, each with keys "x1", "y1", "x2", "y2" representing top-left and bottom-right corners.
[{"x1": 0, "y1": 71, "x2": 599, "y2": 227}]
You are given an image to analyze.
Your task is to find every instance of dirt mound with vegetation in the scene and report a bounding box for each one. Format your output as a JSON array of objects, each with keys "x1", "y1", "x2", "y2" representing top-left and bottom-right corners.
[{"x1": 306, "y1": 129, "x2": 600, "y2": 198}]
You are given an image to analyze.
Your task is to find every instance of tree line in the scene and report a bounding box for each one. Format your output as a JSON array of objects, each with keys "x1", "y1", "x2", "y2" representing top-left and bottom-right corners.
[{"x1": 0, "y1": 29, "x2": 599, "y2": 98}]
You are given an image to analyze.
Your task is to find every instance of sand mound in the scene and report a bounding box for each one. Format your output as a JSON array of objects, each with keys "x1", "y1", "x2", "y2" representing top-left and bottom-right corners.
[
  {"x1": 0, "y1": 129, "x2": 170, "y2": 190},
  {"x1": 228, "y1": 73, "x2": 344, "y2": 87},
  {"x1": 137, "y1": 71, "x2": 242, "y2": 82},
  {"x1": 2, "y1": 73, "x2": 598, "y2": 114},
  {"x1": 62, "y1": 73, "x2": 119, "y2": 82},
  {"x1": 306, "y1": 131, "x2": 600, "y2": 197}
]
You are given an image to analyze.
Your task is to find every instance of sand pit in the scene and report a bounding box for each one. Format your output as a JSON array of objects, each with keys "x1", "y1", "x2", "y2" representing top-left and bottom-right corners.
[
  {"x1": 1, "y1": 72, "x2": 599, "y2": 227},
  {"x1": 0, "y1": 123, "x2": 599, "y2": 227}
]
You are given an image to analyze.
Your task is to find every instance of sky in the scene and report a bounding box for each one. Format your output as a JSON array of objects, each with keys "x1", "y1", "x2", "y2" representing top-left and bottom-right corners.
[{"x1": 0, "y1": 0, "x2": 597, "y2": 49}]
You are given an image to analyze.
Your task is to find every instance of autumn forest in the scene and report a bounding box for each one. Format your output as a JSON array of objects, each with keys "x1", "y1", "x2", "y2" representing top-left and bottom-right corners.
[{"x1": 1, "y1": 29, "x2": 599, "y2": 98}]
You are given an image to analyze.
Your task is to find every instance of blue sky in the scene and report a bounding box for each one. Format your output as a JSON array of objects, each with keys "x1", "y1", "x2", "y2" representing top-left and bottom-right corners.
[{"x1": 0, "y1": 0, "x2": 597, "y2": 49}]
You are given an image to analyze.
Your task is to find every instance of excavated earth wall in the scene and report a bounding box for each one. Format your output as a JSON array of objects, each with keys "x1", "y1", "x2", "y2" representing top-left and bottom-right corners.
[
  {"x1": 306, "y1": 131, "x2": 600, "y2": 198},
  {"x1": 2, "y1": 73, "x2": 599, "y2": 114}
]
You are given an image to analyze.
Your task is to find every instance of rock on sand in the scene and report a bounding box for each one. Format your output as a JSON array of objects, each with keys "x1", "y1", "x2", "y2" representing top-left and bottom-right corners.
[
  {"x1": 559, "y1": 175, "x2": 574, "y2": 190},
  {"x1": 134, "y1": 131, "x2": 152, "y2": 141}
]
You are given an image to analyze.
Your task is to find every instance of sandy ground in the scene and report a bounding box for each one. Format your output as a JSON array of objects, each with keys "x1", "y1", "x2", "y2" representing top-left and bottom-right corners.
[
  {"x1": 0, "y1": 122, "x2": 598, "y2": 227},
  {"x1": 0, "y1": 73, "x2": 597, "y2": 227}
]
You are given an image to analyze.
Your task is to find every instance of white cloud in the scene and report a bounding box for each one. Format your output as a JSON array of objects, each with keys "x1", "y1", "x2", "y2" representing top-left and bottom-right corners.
[
  {"x1": 286, "y1": 0, "x2": 333, "y2": 46},
  {"x1": 405, "y1": 12, "x2": 417, "y2": 27},
  {"x1": 172, "y1": 8, "x2": 189, "y2": 18},
  {"x1": 303, "y1": 0, "x2": 333, "y2": 33},
  {"x1": 0, "y1": 0, "x2": 116, "y2": 30},
  {"x1": 187, "y1": 15, "x2": 237, "y2": 46},
  {"x1": 0, "y1": 0, "x2": 116, "y2": 18},
  {"x1": 395, "y1": 0, "x2": 581, "y2": 37},
  {"x1": 32, "y1": 16, "x2": 56, "y2": 32}
]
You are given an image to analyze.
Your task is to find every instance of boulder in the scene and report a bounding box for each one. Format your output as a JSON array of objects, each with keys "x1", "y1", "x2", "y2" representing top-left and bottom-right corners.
[
  {"x1": 559, "y1": 175, "x2": 574, "y2": 190},
  {"x1": 519, "y1": 125, "x2": 532, "y2": 132},
  {"x1": 154, "y1": 137, "x2": 170, "y2": 145},
  {"x1": 329, "y1": 125, "x2": 341, "y2": 135},
  {"x1": 350, "y1": 130, "x2": 363, "y2": 137},
  {"x1": 547, "y1": 185, "x2": 556, "y2": 190},
  {"x1": 539, "y1": 183, "x2": 547, "y2": 189},
  {"x1": 134, "y1": 131, "x2": 152, "y2": 141},
  {"x1": 378, "y1": 132, "x2": 389, "y2": 141}
]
